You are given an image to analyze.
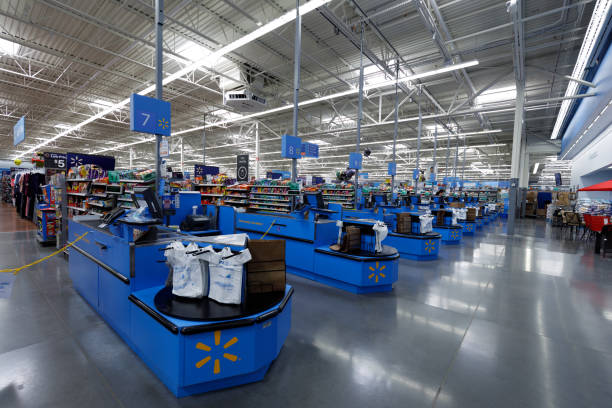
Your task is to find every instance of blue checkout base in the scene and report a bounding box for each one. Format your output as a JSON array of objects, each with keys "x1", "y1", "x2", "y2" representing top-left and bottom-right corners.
[
  {"x1": 476, "y1": 218, "x2": 484, "y2": 229},
  {"x1": 127, "y1": 285, "x2": 293, "y2": 397},
  {"x1": 384, "y1": 233, "x2": 441, "y2": 260},
  {"x1": 288, "y1": 246, "x2": 399, "y2": 294},
  {"x1": 457, "y1": 221, "x2": 476, "y2": 235},
  {"x1": 433, "y1": 226, "x2": 463, "y2": 245}
]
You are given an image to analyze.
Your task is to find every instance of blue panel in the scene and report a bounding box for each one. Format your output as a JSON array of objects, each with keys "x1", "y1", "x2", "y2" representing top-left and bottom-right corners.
[
  {"x1": 130, "y1": 93, "x2": 171, "y2": 136},
  {"x1": 68, "y1": 249, "x2": 99, "y2": 308},
  {"x1": 13, "y1": 116, "x2": 25, "y2": 146},
  {"x1": 388, "y1": 162, "x2": 396, "y2": 176},
  {"x1": 301, "y1": 142, "x2": 319, "y2": 158},
  {"x1": 98, "y1": 266, "x2": 131, "y2": 340},
  {"x1": 281, "y1": 134, "x2": 302, "y2": 159},
  {"x1": 66, "y1": 152, "x2": 115, "y2": 170},
  {"x1": 348, "y1": 152, "x2": 362, "y2": 169}
]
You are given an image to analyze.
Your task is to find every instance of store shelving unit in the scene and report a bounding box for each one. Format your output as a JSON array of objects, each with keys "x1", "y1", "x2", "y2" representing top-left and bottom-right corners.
[
  {"x1": 86, "y1": 181, "x2": 117, "y2": 215},
  {"x1": 249, "y1": 185, "x2": 291, "y2": 213},
  {"x1": 194, "y1": 183, "x2": 226, "y2": 204},
  {"x1": 321, "y1": 186, "x2": 355, "y2": 209},
  {"x1": 224, "y1": 185, "x2": 251, "y2": 207},
  {"x1": 66, "y1": 178, "x2": 91, "y2": 215}
]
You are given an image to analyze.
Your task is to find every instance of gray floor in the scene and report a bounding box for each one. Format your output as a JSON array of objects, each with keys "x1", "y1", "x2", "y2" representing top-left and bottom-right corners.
[{"x1": 1, "y1": 219, "x2": 612, "y2": 407}]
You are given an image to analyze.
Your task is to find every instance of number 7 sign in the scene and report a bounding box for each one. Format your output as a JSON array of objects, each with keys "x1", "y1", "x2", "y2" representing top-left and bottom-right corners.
[{"x1": 130, "y1": 94, "x2": 171, "y2": 136}]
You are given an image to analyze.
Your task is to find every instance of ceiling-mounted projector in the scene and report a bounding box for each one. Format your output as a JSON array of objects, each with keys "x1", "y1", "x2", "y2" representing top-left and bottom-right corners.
[{"x1": 223, "y1": 89, "x2": 267, "y2": 112}]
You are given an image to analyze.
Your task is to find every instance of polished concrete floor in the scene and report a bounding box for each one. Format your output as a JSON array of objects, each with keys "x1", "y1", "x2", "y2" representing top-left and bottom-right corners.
[{"x1": 1, "y1": 211, "x2": 612, "y2": 407}]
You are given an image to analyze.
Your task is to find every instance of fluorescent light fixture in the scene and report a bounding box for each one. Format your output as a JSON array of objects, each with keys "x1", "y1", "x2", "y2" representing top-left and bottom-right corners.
[
  {"x1": 533, "y1": 162, "x2": 540, "y2": 174},
  {"x1": 475, "y1": 86, "x2": 516, "y2": 105},
  {"x1": 385, "y1": 144, "x2": 407, "y2": 149},
  {"x1": 309, "y1": 139, "x2": 331, "y2": 146},
  {"x1": 17, "y1": 0, "x2": 332, "y2": 158},
  {"x1": 54, "y1": 124, "x2": 73, "y2": 130},
  {"x1": 0, "y1": 38, "x2": 19, "y2": 55},
  {"x1": 551, "y1": 0, "x2": 612, "y2": 139},
  {"x1": 169, "y1": 60, "x2": 480, "y2": 141}
]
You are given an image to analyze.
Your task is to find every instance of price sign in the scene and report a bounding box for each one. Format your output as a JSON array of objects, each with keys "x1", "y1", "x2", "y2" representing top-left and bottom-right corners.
[
  {"x1": 159, "y1": 138, "x2": 169, "y2": 157},
  {"x1": 130, "y1": 94, "x2": 171, "y2": 136},
  {"x1": 43, "y1": 152, "x2": 67, "y2": 169},
  {"x1": 281, "y1": 134, "x2": 302, "y2": 159}
]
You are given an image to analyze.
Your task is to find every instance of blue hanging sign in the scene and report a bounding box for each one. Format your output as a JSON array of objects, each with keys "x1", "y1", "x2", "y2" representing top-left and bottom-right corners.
[
  {"x1": 194, "y1": 164, "x2": 219, "y2": 177},
  {"x1": 130, "y1": 94, "x2": 171, "y2": 136},
  {"x1": 348, "y1": 152, "x2": 362, "y2": 170},
  {"x1": 361, "y1": 172, "x2": 368, "y2": 179},
  {"x1": 301, "y1": 142, "x2": 319, "y2": 158},
  {"x1": 388, "y1": 162, "x2": 397, "y2": 176},
  {"x1": 13, "y1": 116, "x2": 25, "y2": 146},
  {"x1": 67, "y1": 152, "x2": 115, "y2": 170},
  {"x1": 413, "y1": 169, "x2": 420, "y2": 180},
  {"x1": 281, "y1": 134, "x2": 302, "y2": 159}
]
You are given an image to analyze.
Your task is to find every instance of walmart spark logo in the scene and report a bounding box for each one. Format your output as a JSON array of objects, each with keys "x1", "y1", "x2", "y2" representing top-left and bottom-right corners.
[
  {"x1": 450, "y1": 229, "x2": 459, "y2": 239},
  {"x1": 368, "y1": 261, "x2": 386, "y2": 283},
  {"x1": 158, "y1": 117, "x2": 169, "y2": 130},
  {"x1": 466, "y1": 223, "x2": 473, "y2": 232},
  {"x1": 425, "y1": 239, "x2": 436, "y2": 253},
  {"x1": 195, "y1": 330, "x2": 238, "y2": 375}
]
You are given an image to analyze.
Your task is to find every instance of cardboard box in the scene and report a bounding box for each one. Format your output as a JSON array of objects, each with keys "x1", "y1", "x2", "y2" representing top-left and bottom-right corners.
[
  {"x1": 536, "y1": 208, "x2": 546, "y2": 217},
  {"x1": 246, "y1": 239, "x2": 286, "y2": 294},
  {"x1": 466, "y1": 208, "x2": 477, "y2": 221},
  {"x1": 449, "y1": 202, "x2": 465, "y2": 208},
  {"x1": 526, "y1": 191, "x2": 538, "y2": 202},
  {"x1": 396, "y1": 213, "x2": 412, "y2": 234}
]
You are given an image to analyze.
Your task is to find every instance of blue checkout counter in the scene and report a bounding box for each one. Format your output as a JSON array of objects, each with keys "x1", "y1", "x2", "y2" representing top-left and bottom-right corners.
[
  {"x1": 343, "y1": 206, "x2": 442, "y2": 260},
  {"x1": 233, "y1": 205, "x2": 400, "y2": 294},
  {"x1": 68, "y1": 216, "x2": 292, "y2": 397}
]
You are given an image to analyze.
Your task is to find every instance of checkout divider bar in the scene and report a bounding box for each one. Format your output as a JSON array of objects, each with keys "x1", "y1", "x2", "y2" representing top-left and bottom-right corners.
[{"x1": 71, "y1": 245, "x2": 130, "y2": 285}]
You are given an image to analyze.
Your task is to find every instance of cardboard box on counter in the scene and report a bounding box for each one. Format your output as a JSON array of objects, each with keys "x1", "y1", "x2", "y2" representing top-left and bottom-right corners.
[{"x1": 246, "y1": 239, "x2": 286, "y2": 295}]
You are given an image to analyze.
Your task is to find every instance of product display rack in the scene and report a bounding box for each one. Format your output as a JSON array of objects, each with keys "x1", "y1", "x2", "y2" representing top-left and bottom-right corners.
[
  {"x1": 224, "y1": 185, "x2": 251, "y2": 206},
  {"x1": 194, "y1": 183, "x2": 226, "y2": 205},
  {"x1": 249, "y1": 185, "x2": 292, "y2": 213},
  {"x1": 66, "y1": 178, "x2": 92, "y2": 215},
  {"x1": 86, "y1": 180, "x2": 117, "y2": 215},
  {"x1": 321, "y1": 185, "x2": 355, "y2": 209}
]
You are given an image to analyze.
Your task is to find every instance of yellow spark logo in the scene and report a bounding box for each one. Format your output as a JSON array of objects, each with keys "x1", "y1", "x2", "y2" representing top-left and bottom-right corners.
[
  {"x1": 450, "y1": 229, "x2": 459, "y2": 239},
  {"x1": 368, "y1": 261, "x2": 386, "y2": 283},
  {"x1": 425, "y1": 239, "x2": 436, "y2": 253},
  {"x1": 195, "y1": 330, "x2": 239, "y2": 375},
  {"x1": 466, "y1": 224, "x2": 473, "y2": 231},
  {"x1": 158, "y1": 117, "x2": 169, "y2": 130}
]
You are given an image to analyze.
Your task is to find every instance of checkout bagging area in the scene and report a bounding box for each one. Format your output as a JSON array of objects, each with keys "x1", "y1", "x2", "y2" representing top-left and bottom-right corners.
[{"x1": 67, "y1": 187, "x2": 292, "y2": 397}]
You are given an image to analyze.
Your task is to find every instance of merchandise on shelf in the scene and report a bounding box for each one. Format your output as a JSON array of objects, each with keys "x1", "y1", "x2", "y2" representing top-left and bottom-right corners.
[
  {"x1": 249, "y1": 179, "x2": 295, "y2": 213},
  {"x1": 224, "y1": 184, "x2": 251, "y2": 206},
  {"x1": 320, "y1": 183, "x2": 355, "y2": 209},
  {"x1": 194, "y1": 174, "x2": 228, "y2": 205}
]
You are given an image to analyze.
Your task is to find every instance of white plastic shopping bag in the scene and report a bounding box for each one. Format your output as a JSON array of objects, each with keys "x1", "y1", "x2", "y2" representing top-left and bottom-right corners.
[
  {"x1": 420, "y1": 215, "x2": 434, "y2": 234},
  {"x1": 166, "y1": 241, "x2": 208, "y2": 298},
  {"x1": 372, "y1": 221, "x2": 388, "y2": 253},
  {"x1": 204, "y1": 247, "x2": 252, "y2": 305}
]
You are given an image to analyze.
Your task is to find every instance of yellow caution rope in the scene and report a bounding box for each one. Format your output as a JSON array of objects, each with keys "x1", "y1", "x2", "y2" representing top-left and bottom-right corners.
[
  {"x1": 0, "y1": 232, "x2": 89, "y2": 275},
  {"x1": 259, "y1": 219, "x2": 277, "y2": 240}
]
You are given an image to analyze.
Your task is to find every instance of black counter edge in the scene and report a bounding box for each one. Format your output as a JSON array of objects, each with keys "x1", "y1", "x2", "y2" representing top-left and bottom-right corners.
[
  {"x1": 255, "y1": 286, "x2": 295, "y2": 323},
  {"x1": 71, "y1": 245, "x2": 130, "y2": 284},
  {"x1": 314, "y1": 248, "x2": 400, "y2": 261},
  {"x1": 129, "y1": 242, "x2": 135, "y2": 278},
  {"x1": 181, "y1": 318, "x2": 255, "y2": 335},
  {"x1": 128, "y1": 295, "x2": 178, "y2": 334},
  {"x1": 388, "y1": 232, "x2": 442, "y2": 239},
  {"x1": 236, "y1": 227, "x2": 314, "y2": 243}
]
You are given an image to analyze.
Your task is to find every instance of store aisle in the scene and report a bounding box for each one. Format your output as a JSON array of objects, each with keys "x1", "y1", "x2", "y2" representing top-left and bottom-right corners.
[
  {"x1": 1, "y1": 219, "x2": 611, "y2": 408},
  {"x1": 0, "y1": 202, "x2": 37, "y2": 232}
]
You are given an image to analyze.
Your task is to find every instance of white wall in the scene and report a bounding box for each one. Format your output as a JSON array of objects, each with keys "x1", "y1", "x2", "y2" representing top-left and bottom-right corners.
[{"x1": 571, "y1": 122, "x2": 612, "y2": 200}]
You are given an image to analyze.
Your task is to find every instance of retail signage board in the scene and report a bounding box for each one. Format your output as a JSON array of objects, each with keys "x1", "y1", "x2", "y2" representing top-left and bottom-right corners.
[
  {"x1": 194, "y1": 164, "x2": 219, "y2": 177},
  {"x1": 301, "y1": 142, "x2": 319, "y2": 158},
  {"x1": 348, "y1": 152, "x2": 362, "y2": 170},
  {"x1": 67, "y1": 153, "x2": 115, "y2": 170},
  {"x1": 281, "y1": 135, "x2": 302, "y2": 159},
  {"x1": 43, "y1": 152, "x2": 67, "y2": 169},
  {"x1": 361, "y1": 172, "x2": 368, "y2": 179},
  {"x1": 388, "y1": 162, "x2": 396, "y2": 176},
  {"x1": 13, "y1": 116, "x2": 25, "y2": 146},
  {"x1": 130, "y1": 94, "x2": 171, "y2": 136},
  {"x1": 236, "y1": 154, "x2": 249, "y2": 182}
]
